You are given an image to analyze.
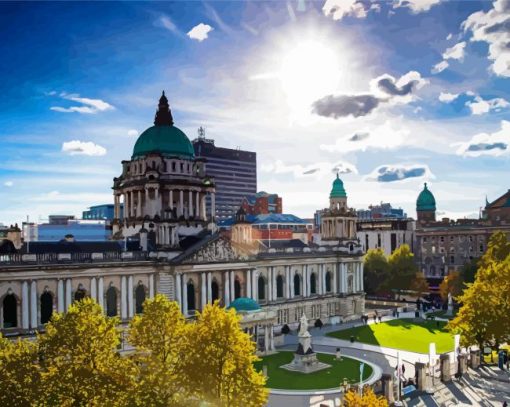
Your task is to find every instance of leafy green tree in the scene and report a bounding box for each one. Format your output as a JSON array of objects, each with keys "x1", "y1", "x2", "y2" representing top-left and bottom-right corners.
[
  {"x1": 363, "y1": 249, "x2": 389, "y2": 295},
  {"x1": 386, "y1": 244, "x2": 418, "y2": 297},
  {"x1": 439, "y1": 270, "x2": 463, "y2": 301},
  {"x1": 38, "y1": 298, "x2": 136, "y2": 406},
  {"x1": 184, "y1": 302, "x2": 268, "y2": 407},
  {"x1": 478, "y1": 231, "x2": 510, "y2": 269},
  {"x1": 0, "y1": 336, "x2": 41, "y2": 406},
  {"x1": 459, "y1": 257, "x2": 478, "y2": 284},
  {"x1": 128, "y1": 294, "x2": 191, "y2": 406}
]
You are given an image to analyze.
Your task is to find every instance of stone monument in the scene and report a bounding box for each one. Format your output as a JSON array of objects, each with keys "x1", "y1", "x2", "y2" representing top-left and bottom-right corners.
[
  {"x1": 281, "y1": 314, "x2": 331, "y2": 373},
  {"x1": 446, "y1": 292, "x2": 453, "y2": 316}
]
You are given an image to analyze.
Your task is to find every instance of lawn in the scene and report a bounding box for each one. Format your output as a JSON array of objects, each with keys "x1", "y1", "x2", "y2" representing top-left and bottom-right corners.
[
  {"x1": 254, "y1": 351, "x2": 372, "y2": 390},
  {"x1": 326, "y1": 318, "x2": 454, "y2": 354}
]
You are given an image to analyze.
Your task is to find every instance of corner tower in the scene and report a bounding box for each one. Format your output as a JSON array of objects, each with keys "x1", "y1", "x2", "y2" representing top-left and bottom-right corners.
[
  {"x1": 416, "y1": 182, "x2": 436, "y2": 223},
  {"x1": 112, "y1": 92, "x2": 216, "y2": 250}
]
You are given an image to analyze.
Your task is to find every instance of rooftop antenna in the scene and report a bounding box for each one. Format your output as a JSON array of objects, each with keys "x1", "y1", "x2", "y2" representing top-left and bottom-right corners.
[{"x1": 197, "y1": 126, "x2": 206, "y2": 140}]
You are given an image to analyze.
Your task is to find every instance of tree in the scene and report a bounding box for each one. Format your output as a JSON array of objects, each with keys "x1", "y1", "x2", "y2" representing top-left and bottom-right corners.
[
  {"x1": 386, "y1": 244, "x2": 418, "y2": 297},
  {"x1": 459, "y1": 257, "x2": 478, "y2": 284},
  {"x1": 410, "y1": 272, "x2": 429, "y2": 299},
  {"x1": 38, "y1": 298, "x2": 136, "y2": 406},
  {"x1": 343, "y1": 387, "x2": 388, "y2": 407},
  {"x1": 438, "y1": 271, "x2": 463, "y2": 301},
  {"x1": 128, "y1": 294, "x2": 191, "y2": 406},
  {"x1": 0, "y1": 336, "x2": 41, "y2": 406},
  {"x1": 184, "y1": 302, "x2": 268, "y2": 407},
  {"x1": 363, "y1": 249, "x2": 389, "y2": 295},
  {"x1": 448, "y1": 234, "x2": 510, "y2": 351}
]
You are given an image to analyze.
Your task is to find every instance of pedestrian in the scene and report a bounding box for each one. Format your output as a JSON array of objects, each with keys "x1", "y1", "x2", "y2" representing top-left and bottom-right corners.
[{"x1": 502, "y1": 401, "x2": 507, "y2": 407}]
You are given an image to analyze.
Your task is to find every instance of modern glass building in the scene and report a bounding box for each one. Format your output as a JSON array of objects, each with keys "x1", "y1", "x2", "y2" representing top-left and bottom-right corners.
[{"x1": 193, "y1": 130, "x2": 257, "y2": 220}]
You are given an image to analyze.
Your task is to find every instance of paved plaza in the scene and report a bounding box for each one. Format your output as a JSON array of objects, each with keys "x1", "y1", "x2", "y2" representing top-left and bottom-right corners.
[{"x1": 266, "y1": 313, "x2": 510, "y2": 407}]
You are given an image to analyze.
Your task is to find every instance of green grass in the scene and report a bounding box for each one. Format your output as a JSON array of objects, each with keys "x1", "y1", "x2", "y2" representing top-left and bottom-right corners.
[
  {"x1": 326, "y1": 318, "x2": 454, "y2": 354},
  {"x1": 254, "y1": 351, "x2": 372, "y2": 390}
]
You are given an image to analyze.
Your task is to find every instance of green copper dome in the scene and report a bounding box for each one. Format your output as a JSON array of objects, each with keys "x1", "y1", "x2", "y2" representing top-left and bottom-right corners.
[
  {"x1": 227, "y1": 297, "x2": 261, "y2": 313},
  {"x1": 330, "y1": 174, "x2": 347, "y2": 198},
  {"x1": 417, "y1": 183, "x2": 436, "y2": 212},
  {"x1": 131, "y1": 91, "x2": 195, "y2": 160}
]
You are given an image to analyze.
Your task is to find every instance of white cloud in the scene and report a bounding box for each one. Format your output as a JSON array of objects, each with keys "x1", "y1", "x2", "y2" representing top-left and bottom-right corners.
[
  {"x1": 438, "y1": 92, "x2": 460, "y2": 103},
  {"x1": 187, "y1": 23, "x2": 213, "y2": 42},
  {"x1": 261, "y1": 159, "x2": 358, "y2": 178},
  {"x1": 462, "y1": 0, "x2": 510, "y2": 77},
  {"x1": 431, "y1": 60, "x2": 449, "y2": 74},
  {"x1": 322, "y1": 0, "x2": 369, "y2": 20},
  {"x1": 393, "y1": 0, "x2": 442, "y2": 13},
  {"x1": 454, "y1": 120, "x2": 510, "y2": 157},
  {"x1": 442, "y1": 41, "x2": 466, "y2": 61},
  {"x1": 62, "y1": 140, "x2": 107, "y2": 156},
  {"x1": 365, "y1": 163, "x2": 434, "y2": 182},
  {"x1": 158, "y1": 15, "x2": 180, "y2": 35},
  {"x1": 127, "y1": 129, "x2": 139, "y2": 137},
  {"x1": 466, "y1": 96, "x2": 509, "y2": 115},
  {"x1": 4, "y1": 181, "x2": 13, "y2": 187},
  {"x1": 50, "y1": 93, "x2": 114, "y2": 114}
]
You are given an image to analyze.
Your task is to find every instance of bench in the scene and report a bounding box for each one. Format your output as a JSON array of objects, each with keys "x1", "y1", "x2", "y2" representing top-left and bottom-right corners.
[{"x1": 402, "y1": 385, "x2": 417, "y2": 397}]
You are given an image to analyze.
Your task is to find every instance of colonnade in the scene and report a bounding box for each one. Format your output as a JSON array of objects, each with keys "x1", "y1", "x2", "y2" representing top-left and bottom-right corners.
[
  {"x1": 114, "y1": 188, "x2": 216, "y2": 221},
  {"x1": 10, "y1": 274, "x2": 155, "y2": 330}
]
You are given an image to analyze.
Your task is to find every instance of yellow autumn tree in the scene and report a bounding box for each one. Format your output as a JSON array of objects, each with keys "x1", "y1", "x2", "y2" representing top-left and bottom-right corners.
[
  {"x1": 343, "y1": 387, "x2": 388, "y2": 407},
  {"x1": 410, "y1": 272, "x2": 429, "y2": 299},
  {"x1": 438, "y1": 270, "x2": 463, "y2": 301},
  {"x1": 0, "y1": 335, "x2": 41, "y2": 406},
  {"x1": 128, "y1": 294, "x2": 192, "y2": 406},
  {"x1": 38, "y1": 298, "x2": 136, "y2": 406},
  {"x1": 184, "y1": 301, "x2": 268, "y2": 407}
]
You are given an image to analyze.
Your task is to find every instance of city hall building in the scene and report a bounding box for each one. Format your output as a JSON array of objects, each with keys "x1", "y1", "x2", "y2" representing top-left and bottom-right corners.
[{"x1": 0, "y1": 93, "x2": 365, "y2": 350}]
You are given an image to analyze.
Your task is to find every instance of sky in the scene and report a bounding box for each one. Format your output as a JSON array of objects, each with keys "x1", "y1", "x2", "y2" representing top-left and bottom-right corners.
[{"x1": 1, "y1": 0, "x2": 510, "y2": 225}]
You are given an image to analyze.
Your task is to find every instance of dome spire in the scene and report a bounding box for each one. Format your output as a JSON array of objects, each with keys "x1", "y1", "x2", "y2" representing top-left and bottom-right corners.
[{"x1": 154, "y1": 91, "x2": 174, "y2": 126}]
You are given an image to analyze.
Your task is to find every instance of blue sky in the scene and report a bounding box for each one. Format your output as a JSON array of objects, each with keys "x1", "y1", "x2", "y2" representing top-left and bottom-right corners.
[{"x1": 1, "y1": 0, "x2": 510, "y2": 225}]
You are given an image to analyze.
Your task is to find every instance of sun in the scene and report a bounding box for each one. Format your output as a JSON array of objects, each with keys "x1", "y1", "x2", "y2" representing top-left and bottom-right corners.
[{"x1": 279, "y1": 39, "x2": 341, "y2": 112}]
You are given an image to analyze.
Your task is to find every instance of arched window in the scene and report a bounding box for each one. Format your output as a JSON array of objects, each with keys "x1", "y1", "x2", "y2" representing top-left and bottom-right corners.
[
  {"x1": 74, "y1": 284, "x2": 86, "y2": 302},
  {"x1": 135, "y1": 284, "x2": 146, "y2": 314},
  {"x1": 293, "y1": 274, "x2": 301, "y2": 296},
  {"x1": 2, "y1": 294, "x2": 17, "y2": 328},
  {"x1": 348, "y1": 275, "x2": 354, "y2": 293},
  {"x1": 325, "y1": 272, "x2": 332, "y2": 292},
  {"x1": 40, "y1": 292, "x2": 53, "y2": 324},
  {"x1": 258, "y1": 276, "x2": 266, "y2": 301},
  {"x1": 211, "y1": 280, "x2": 219, "y2": 302},
  {"x1": 106, "y1": 286, "x2": 117, "y2": 317},
  {"x1": 310, "y1": 273, "x2": 317, "y2": 294},
  {"x1": 187, "y1": 281, "x2": 196, "y2": 311},
  {"x1": 430, "y1": 265, "x2": 436, "y2": 277},
  {"x1": 276, "y1": 275, "x2": 284, "y2": 298},
  {"x1": 234, "y1": 279, "x2": 241, "y2": 299}
]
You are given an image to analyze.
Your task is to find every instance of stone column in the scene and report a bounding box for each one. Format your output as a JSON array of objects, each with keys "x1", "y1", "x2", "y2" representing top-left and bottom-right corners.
[
  {"x1": 57, "y1": 279, "x2": 64, "y2": 313},
  {"x1": 22, "y1": 281, "x2": 29, "y2": 329},
  {"x1": 179, "y1": 190, "x2": 184, "y2": 217},
  {"x1": 272, "y1": 267, "x2": 277, "y2": 301},
  {"x1": 154, "y1": 187, "x2": 160, "y2": 217},
  {"x1": 65, "y1": 279, "x2": 72, "y2": 311},
  {"x1": 30, "y1": 280, "x2": 37, "y2": 329},
  {"x1": 284, "y1": 266, "x2": 289, "y2": 299},
  {"x1": 458, "y1": 354, "x2": 468, "y2": 375},
  {"x1": 267, "y1": 268, "x2": 272, "y2": 302},
  {"x1": 137, "y1": 190, "x2": 142, "y2": 217},
  {"x1": 246, "y1": 269, "x2": 252, "y2": 299},
  {"x1": 201, "y1": 272, "x2": 207, "y2": 309},
  {"x1": 360, "y1": 262, "x2": 364, "y2": 292},
  {"x1": 201, "y1": 195, "x2": 206, "y2": 219},
  {"x1": 207, "y1": 272, "x2": 212, "y2": 303},
  {"x1": 90, "y1": 277, "x2": 97, "y2": 302},
  {"x1": 270, "y1": 326, "x2": 275, "y2": 351},
  {"x1": 224, "y1": 272, "x2": 230, "y2": 307},
  {"x1": 211, "y1": 192, "x2": 216, "y2": 220},
  {"x1": 145, "y1": 189, "x2": 149, "y2": 215},
  {"x1": 470, "y1": 349, "x2": 480, "y2": 369},
  {"x1": 196, "y1": 191, "x2": 200, "y2": 219},
  {"x1": 128, "y1": 275, "x2": 134, "y2": 318},
  {"x1": 319, "y1": 264, "x2": 323, "y2": 295},
  {"x1": 381, "y1": 373, "x2": 394, "y2": 404},
  {"x1": 131, "y1": 191, "x2": 136, "y2": 217},
  {"x1": 169, "y1": 190, "x2": 174, "y2": 210},
  {"x1": 114, "y1": 194, "x2": 119, "y2": 219},
  {"x1": 332, "y1": 263, "x2": 337, "y2": 294},
  {"x1": 343, "y1": 264, "x2": 348, "y2": 293},
  {"x1": 440, "y1": 353, "x2": 451, "y2": 382},
  {"x1": 415, "y1": 362, "x2": 428, "y2": 391},
  {"x1": 149, "y1": 274, "x2": 154, "y2": 298},
  {"x1": 303, "y1": 265, "x2": 308, "y2": 297},
  {"x1": 121, "y1": 276, "x2": 127, "y2": 320},
  {"x1": 98, "y1": 277, "x2": 104, "y2": 309},
  {"x1": 182, "y1": 277, "x2": 188, "y2": 316},
  {"x1": 264, "y1": 326, "x2": 269, "y2": 353},
  {"x1": 188, "y1": 190, "x2": 193, "y2": 218},
  {"x1": 230, "y1": 271, "x2": 235, "y2": 300},
  {"x1": 124, "y1": 192, "x2": 129, "y2": 219},
  {"x1": 290, "y1": 270, "x2": 295, "y2": 298},
  {"x1": 252, "y1": 270, "x2": 258, "y2": 300},
  {"x1": 176, "y1": 274, "x2": 182, "y2": 310}
]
